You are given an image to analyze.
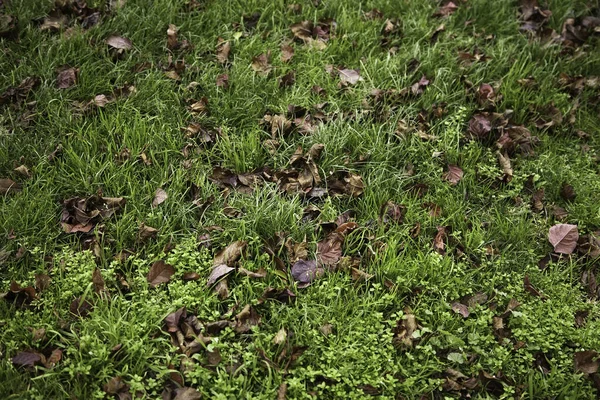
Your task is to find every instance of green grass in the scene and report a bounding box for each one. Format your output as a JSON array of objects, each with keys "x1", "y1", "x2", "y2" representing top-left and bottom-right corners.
[{"x1": 1, "y1": 0, "x2": 600, "y2": 398}]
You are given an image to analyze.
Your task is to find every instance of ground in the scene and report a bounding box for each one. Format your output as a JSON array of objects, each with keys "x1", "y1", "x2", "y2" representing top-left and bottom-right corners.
[{"x1": 1, "y1": 0, "x2": 600, "y2": 398}]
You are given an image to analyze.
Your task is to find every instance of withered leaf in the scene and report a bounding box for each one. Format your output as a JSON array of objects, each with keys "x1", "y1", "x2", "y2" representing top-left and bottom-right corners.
[
  {"x1": 574, "y1": 351, "x2": 599, "y2": 374},
  {"x1": 433, "y1": 226, "x2": 447, "y2": 254},
  {"x1": 433, "y1": 1, "x2": 459, "y2": 18},
  {"x1": 261, "y1": 287, "x2": 296, "y2": 304},
  {"x1": 147, "y1": 260, "x2": 175, "y2": 287},
  {"x1": 316, "y1": 233, "x2": 344, "y2": 266},
  {"x1": 207, "y1": 264, "x2": 234, "y2": 287},
  {"x1": 291, "y1": 260, "x2": 324, "y2": 288},
  {"x1": 451, "y1": 302, "x2": 470, "y2": 318},
  {"x1": 61, "y1": 196, "x2": 125, "y2": 233},
  {"x1": 548, "y1": 224, "x2": 579, "y2": 254},
  {"x1": 338, "y1": 68, "x2": 362, "y2": 86},
  {"x1": 137, "y1": 223, "x2": 158, "y2": 243},
  {"x1": 92, "y1": 268, "x2": 105, "y2": 294},
  {"x1": 443, "y1": 164, "x2": 463, "y2": 185},
  {"x1": 12, "y1": 351, "x2": 42, "y2": 368},
  {"x1": 182, "y1": 272, "x2": 201, "y2": 281},
  {"x1": 106, "y1": 35, "x2": 133, "y2": 50},
  {"x1": 234, "y1": 304, "x2": 261, "y2": 333},
  {"x1": 381, "y1": 201, "x2": 406, "y2": 224},
  {"x1": 152, "y1": 188, "x2": 168, "y2": 207},
  {"x1": 0, "y1": 178, "x2": 21, "y2": 195},
  {"x1": 213, "y1": 241, "x2": 246, "y2": 266},
  {"x1": 56, "y1": 66, "x2": 78, "y2": 89},
  {"x1": 523, "y1": 275, "x2": 546, "y2": 299},
  {"x1": 166, "y1": 24, "x2": 178, "y2": 49},
  {"x1": 281, "y1": 44, "x2": 294, "y2": 62},
  {"x1": 69, "y1": 296, "x2": 93, "y2": 317},
  {"x1": 216, "y1": 73, "x2": 229, "y2": 88},
  {"x1": 164, "y1": 307, "x2": 186, "y2": 333},
  {"x1": 238, "y1": 267, "x2": 267, "y2": 279},
  {"x1": 216, "y1": 38, "x2": 231, "y2": 64},
  {"x1": 173, "y1": 387, "x2": 202, "y2": 400},
  {"x1": 251, "y1": 53, "x2": 272, "y2": 75}
]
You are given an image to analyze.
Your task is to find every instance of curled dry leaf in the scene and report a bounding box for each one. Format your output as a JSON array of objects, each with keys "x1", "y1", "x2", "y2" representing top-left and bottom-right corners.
[
  {"x1": 251, "y1": 53, "x2": 272, "y2": 75},
  {"x1": 56, "y1": 66, "x2": 78, "y2": 89},
  {"x1": 291, "y1": 259, "x2": 324, "y2": 288},
  {"x1": 12, "y1": 351, "x2": 42, "y2": 368},
  {"x1": 234, "y1": 304, "x2": 261, "y2": 333},
  {"x1": 213, "y1": 240, "x2": 247, "y2": 266},
  {"x1": 338, "y1": 68, "x2": 362, "y2": 86},
  {"x1": 574, "y1": 351, "x2": 599, "y2": 374},
  {"x1": 216, "y1": 38, "x2": 231, "y2": 64},
  {"x1": 443, "y1": 165, "x2": 463, "y2": 185},
  {"x1": 548, "y1": 224, "x2": 579, "y2": 254},
  {"x1": 316, "y1": 232, "x2": 343, "y2": 266},
  {"x1": 147, "y1": 260, "x2": 175, "y2": 287},
  {"x1": 281, "y1": 44, "x2": 294, "y2": 62},
  {"x1": 206, "y1": 264, "x2": 234, "y2": 287},
  {"x1": 0, "y1": 178, "x2": 21, "y2": 195},
  {"x1": 106, "y1": 35, "x2": 133, "y2": 50},
  {"x1": 152, "y1": 188, "x2": 168, "y2": 207},
  {"x1": 61, "y1": 196, "x2": 125, "y2": 233}
]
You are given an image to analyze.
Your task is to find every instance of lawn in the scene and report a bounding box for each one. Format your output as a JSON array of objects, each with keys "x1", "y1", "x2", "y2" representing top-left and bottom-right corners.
[{"x1": 1, "y1": 0, "x2": 600, "y2": 398}]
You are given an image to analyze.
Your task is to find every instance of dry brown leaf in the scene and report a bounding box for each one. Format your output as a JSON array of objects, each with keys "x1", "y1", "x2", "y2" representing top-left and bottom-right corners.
[
  {"x1": 106, "y1": 35, "x2": 132, "y2": 50},
  {"x1": 152, "y1": 188, "x2": 168, "y2": 207},
  {"x1": 548, "y1": 224, "x2": 579, "y2": 254},
  {"x1": 147, "y1": 260, "x2": 175, "y2": 287}
]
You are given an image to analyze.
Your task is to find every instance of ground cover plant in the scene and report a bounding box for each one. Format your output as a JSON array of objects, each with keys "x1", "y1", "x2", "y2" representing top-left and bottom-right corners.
[{"x1": 1, "y1": 0, "x2": 599, "y2": 398}]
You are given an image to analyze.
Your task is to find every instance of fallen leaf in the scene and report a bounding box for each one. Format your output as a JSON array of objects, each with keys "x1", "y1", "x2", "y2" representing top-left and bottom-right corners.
[
  {"x1": 56, "y1": 66, "x2": 78, "y2": 89},
  {"x1": 251, "y1": 53, "x2": 272, "y2": 75},
  {"x1": 381, "y1": 201, "x2": 406, "y2": 224},
  {"x1": 103, "y1": 376, "x2": 130, "y2": 398},
  {"x1": 216, "y1": 73, "x2": 229, "y2": 88},
  {"x1": 14, "y1": 165, "x2": 30, "y2": 177},
  {"x1": 182, "y1": 272, "x2": 201, "y2": 281},
  {"x1": 261, "y1": 287, "x2": 297, "y2": 304},
  {"x1": 559, "y1": 182, "x2": 576, "y2": 202},
  {"x1": 106, "y1": 35, "x2": 132, "y2": 50},
  {"x1": 274, "y1": 328, "x2": 287, "y2": 345},
  {"x1": 291, "y1": 260, "x2": 324, "y2": 288},
  {"x1": 574, "y1": 351, "x2": 599, "y2": 374},
  {"x1": 234, "y1": 304, "x2": 261, "y2": 333},
  {"x1": 137, "y1": 223, "x2": 158, "y2": 243},
  {"x1": 279, "y1": 71, "x2": 296, "y2": 87},
  {"x1": 281, "y1": 44, "x2": 294, "y2": 62},
  {"x1": 61, "y1": 196, "x2": 125, "y2": 233},
  {"x1": 166, "y1": 24, "x2": 178, "y2": 49},
  {"x1": 207, "y1": 264, "x2": 235, "y2": 287},
  {"x1": 92, "y1": 268, "x2": 105, "y2": 295},
  {"x1": 213, "y1": 241, "x2": 246, "y2": 266},
  {"x1": 316, "y1": 233, "x2": 343, "y2": 266},
  {"x1": 548, "y1": 224, "x2": 579, "y2": 254},
  {"x1": 433, "y1": 1, "x2": 459, "y2": 18},
  {"x1": 152, "y1": 188, "x2": 168, "y2": 207},
  {"x1": 433, "y1": 226, "x2": 447, "y2": 254},
  {"x1": 147, "y1": 260, "x2": 175, "y2": 287},
  {"x1": 12, "y1": 351, "x2": 42, "y2": 368},
  {"x1": 0, "y1": 178, "x2": 21, "y2": 195},
  {"x1": 523, "y1": 275, "x2": 546, "y2": 299},
  {"x1": 451, "y1": 302, "x2": 470, "y2": 318},
  {"x1": 173, "y1": 387, "x2": 202, "y2": 400},
  {"x1": 338, "y1": 68, "x2": 362, "y2": 86},
  {"x1": 216, "y1": 38, "x2": 231, "y2": 64},
  {"x1": 238, "y1": 267, "x2": 267, "y2": 279},
  {"x1": 443, "y1": 165, "x2": 463, "y2": 185}
]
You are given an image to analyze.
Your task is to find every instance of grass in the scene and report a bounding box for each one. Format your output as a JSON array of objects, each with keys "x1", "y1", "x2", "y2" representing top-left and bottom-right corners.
[{"x1": 1, "y1": 0, "x2": 600, "y2": 398}]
